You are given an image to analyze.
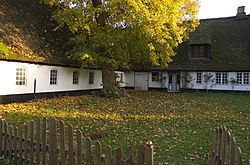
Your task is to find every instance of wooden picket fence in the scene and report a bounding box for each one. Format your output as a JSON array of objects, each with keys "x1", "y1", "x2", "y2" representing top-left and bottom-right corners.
[
  {"x1": 0, "y1": 118, "x2": 154, "y2": 165},
  {"x1": 211, "y1": 126, "x2": 244, "y2": 165}
]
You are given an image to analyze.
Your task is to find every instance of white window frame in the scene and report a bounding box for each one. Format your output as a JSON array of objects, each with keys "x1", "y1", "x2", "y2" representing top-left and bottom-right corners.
[
  {"x1": 216, "y1": 72, "x2": 228, "y2": 85},
  {"x1": 16, "y1": 67, "x2": 27, "y2": 86},
  {"x1": 50, "y1": 69, "x2": 58, "y2": 85},
  {"x1": 237, "y1": 72, "x2": 250, "y2": 85},
  {"x1": 196, "y1": 72, "x2": 202, "y2": 84},
  {"x1": 89, "y1": 72, "x2": 94, "y2": 84},
  {"x1": 152, "y1": 72, "x2": 159, "y2": 82},
  {"x1": 73, "y1": 71, "x2": 79, "y2": 85}
]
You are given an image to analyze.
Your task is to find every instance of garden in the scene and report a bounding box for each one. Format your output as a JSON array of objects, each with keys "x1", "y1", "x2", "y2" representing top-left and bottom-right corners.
[{"x1": 0, "y1": 91, "x2": 249, "y2": 164}]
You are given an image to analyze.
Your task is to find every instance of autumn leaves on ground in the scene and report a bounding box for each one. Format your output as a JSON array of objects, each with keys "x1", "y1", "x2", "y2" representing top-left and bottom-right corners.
[{"x1": 0, "y1": 91, "x2": 249, "y2": 164}]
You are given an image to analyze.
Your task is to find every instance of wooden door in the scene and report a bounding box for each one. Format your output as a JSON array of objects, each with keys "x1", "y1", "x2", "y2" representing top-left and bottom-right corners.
[{"x1": 134, "y1": 72, "x2": 148, "y2": 90}]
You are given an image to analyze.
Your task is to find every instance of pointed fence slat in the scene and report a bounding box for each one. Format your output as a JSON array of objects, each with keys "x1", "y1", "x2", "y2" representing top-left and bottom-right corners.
[
  {"x1": 105, "y1": 145, "x2": 112, "y2": 165},
  {"x1": 18, "y1": 126, "x2": 23, "y2": 165},
  {"x1": 42, "y1": 118, "x2": 47, "y2": 165},
  {"x1": 237, "y1": 147, "x2": 242, "y2": 165},
  {"x1": 24, "y1": 124, "x2": 28, "y2": 165},
  {"x1": 116, "y1": 148, "x2": 122, "y2": 165},
  {"x1": 86, "y1": 137, "x2": 92, "y2": 165},
  {"x1": 126, "y1": 146, "x2": 133, "y2": 165},
  {"x1": 49, "y1": 118, "x2": 57, "y2": 165},
  {"x1": 35, "y1": 119, "x2": 41, "y2": 165},
  {"x1": 30, "y1": 121, "x2": 34, "y2": 165},
  {"x1": 13, "y1": 126, "x2": 18, "y2": 163},
  {"x1": 211, "y1": 126, "x2": 243, "y2": 165},
  {"x1": 76, "y1": 130, "x2": 83, "y2": 165},
  {"x1": 138, "y1": 145, "x2": 145, "y2": 165},
  {"x1": 8, "y1": 125, "x2": 12, "y2": 159},
  {"x1": 231, "y1": 137, "x2": 236, "y2": 165},
  {"x1": 59, "y1": 120, "x2": 66, "y2": 165},
  {"x1": 95, "y1": 141, "x2": 102, "y2": 165},
  {"x1": 3, "y1": 121, "x2": 8, "y2": 158},
  {"x1": 68, "y1": 124, "x2": 74, "y2": 165}
]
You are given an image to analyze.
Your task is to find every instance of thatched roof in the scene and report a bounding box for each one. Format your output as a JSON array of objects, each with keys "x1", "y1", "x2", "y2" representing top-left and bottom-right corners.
[
  {"x1": 170, "y1": 15, "x2": 250, "y2": 71},
  {"x1": 0, "y1": 0, "x2": 73, "y2": 64}
]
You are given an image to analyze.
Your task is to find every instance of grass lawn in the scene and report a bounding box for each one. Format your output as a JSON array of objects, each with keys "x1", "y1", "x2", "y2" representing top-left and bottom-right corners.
[{"x1": 0, "y1": 91, "x2": 249, "y2": 164}]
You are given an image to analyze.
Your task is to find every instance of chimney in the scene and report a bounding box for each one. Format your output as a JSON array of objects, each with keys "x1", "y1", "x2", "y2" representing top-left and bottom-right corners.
[
  {"x1": 236, "y1": 6, "x2": 247, "y2": 19},
  {"x1": 237, "y1": 6, "x2": 246, "y2": 16}
]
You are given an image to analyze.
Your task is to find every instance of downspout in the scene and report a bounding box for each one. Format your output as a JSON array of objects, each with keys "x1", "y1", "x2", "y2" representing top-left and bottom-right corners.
[{"x1": 34, "y1": 78, "x2": 36, "y2": 94}]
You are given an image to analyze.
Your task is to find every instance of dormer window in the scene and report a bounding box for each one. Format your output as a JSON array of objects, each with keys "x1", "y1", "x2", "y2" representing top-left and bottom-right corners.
[{"x1": 189, "y1": 44, "x2": 211, "y2": 59}]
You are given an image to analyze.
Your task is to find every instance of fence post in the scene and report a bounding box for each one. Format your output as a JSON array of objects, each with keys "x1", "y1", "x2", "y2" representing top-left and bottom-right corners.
[{"x1": 145, "y1": 141, "x2": 154, "y2": 165}]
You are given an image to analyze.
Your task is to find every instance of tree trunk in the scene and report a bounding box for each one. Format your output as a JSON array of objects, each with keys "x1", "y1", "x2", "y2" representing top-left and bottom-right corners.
[{"x1": 101, "y1": 63, "x2": 116, "y2": 90}]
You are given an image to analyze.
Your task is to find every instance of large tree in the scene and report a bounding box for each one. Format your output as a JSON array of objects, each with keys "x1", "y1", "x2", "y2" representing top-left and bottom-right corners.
[{"x1": 42, "y1": 0, "x2": 199, "y2": 91}]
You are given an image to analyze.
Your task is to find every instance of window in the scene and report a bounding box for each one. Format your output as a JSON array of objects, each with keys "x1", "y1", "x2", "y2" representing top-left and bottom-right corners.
[
  {"x1": 196, "y1": 72, "x2": 202, "y2": 84},
  {"x1": 16, "y1": 67, "x2": 26, "y2": 85},
  {"x1": 152, "y1": 72, "x2": 159, "y2": 82},
  {"x1": 89, "y1": 72, "x2": 94, "y2": 84},
  {"x1": 190, "y1": 44, "x2": 210, "y2": 58},
  {"x1": 216, "y1": 72, "x2": 228, "y2": 84},
  {"x1": 116, "y1": 73, "x2": 124, "y2": 82},
  {"x1": 237, "y1": 72, "x2": 249, "y2": 84},
  {"x1": 73, "y1": 71, "x2": 79, "y2": 85},
  {"x1": 50, "y1": 69, "x2": 58, "y2": 85},
  {"x1": 119, "y1": 73, "x2": 123, "y2": 82}
]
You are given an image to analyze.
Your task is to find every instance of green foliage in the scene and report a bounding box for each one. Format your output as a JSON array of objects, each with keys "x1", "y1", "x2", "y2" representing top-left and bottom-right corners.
[
  {"x1": 0, "y1": 91, "x2": 249, "y2": 164},
  {"x1": 100, "y1": 87, "x2": 119, "y2": 98},
  {"x1": 41, "y1": 0, "x2": 200, "y2": 69},
  {"x1": 0, "y1": 41, "x2": 9, "y2": 57}
]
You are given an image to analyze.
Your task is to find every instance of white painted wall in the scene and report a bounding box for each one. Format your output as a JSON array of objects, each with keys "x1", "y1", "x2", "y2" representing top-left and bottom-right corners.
[
  {"x1": 123, "y1": 71, "x2": 134, "y2": 87},
  {"x1": 185, "y1": 71, "x2": 250, "y2": 91},
  {"x1": 0, "y1": 61, "x2": 102, "y2": 95},
  {"x1": 1, "y1": 60, "x2": 250, "y2": 95},
  {"x1": 148, "y1": 71, "x2": 169, "y2": 88},
  {"x1": 148, "y1": 72, "x2": 161, "y2": 88},
  {"x1": 0, "y1": 61, "x2": 37, "y2": 95}
]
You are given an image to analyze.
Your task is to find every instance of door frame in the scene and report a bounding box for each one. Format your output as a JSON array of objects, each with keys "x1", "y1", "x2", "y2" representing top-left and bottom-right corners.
[{"x1": 167, "y1": 72, "x2": 181, "y2": 92}]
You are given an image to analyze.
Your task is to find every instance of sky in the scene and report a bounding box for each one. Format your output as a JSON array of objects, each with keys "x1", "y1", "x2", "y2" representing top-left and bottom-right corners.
[{"x1": 198, "y1": 0, "x2": 250, "y2": 19}]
